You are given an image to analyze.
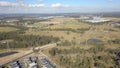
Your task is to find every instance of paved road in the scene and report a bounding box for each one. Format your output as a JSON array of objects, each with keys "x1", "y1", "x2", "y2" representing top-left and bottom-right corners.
[{"x1": 0, "y1": 42, "x2": 58, "y2": 66}]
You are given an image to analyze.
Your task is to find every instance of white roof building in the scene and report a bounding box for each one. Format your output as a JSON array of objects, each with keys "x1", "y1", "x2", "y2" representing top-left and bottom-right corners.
[{"x1": 86, "y1": 17, "x2": 110, "y2": 23}]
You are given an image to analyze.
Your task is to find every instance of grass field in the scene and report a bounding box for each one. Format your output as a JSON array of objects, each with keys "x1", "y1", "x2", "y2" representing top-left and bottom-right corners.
[
  {"x1": 26, "y1": 18, "x2": 120, "y2": 44},
  {"x1": 46, "y1": 19, "x2": 90, "y2": 29},
  {"x1": 0, "y1": 27, "x2": 19, "y2": 32}
]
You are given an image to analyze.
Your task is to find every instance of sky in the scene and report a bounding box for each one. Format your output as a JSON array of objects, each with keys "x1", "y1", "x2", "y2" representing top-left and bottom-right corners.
[{"x1": 0, "y1": 0, "x2": 120, "y2": 13}]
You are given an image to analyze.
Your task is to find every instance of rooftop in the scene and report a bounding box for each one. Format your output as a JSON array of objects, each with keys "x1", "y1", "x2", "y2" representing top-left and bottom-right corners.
[{"x1": 85, "y1": 17, "x2": 110, "y2": 23}]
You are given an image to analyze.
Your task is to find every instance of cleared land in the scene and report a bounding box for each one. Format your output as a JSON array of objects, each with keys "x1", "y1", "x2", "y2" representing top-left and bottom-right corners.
[
  {"x1": 0, "y1": 27, "x2": 18, "y2": 32},
  {"x1": 26, "y1": 18, "x2": 120, "y2": 44}
]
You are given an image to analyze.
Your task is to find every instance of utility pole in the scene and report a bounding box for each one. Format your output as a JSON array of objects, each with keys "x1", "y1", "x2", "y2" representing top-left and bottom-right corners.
[
  {"x1": 7, "y1": 42, "x2": 10, "y2": 52},
  {"x1": 1, "y1": 42, "x2": 11, "y2": 52},
  {"x1": 85, "y1": 39, "x2": 88, "y2": 48}
]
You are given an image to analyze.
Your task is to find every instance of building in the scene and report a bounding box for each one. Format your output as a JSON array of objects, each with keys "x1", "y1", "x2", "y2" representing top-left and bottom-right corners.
[{"x1": 85, "y1": 17, "x2": 110, "y2": 23}]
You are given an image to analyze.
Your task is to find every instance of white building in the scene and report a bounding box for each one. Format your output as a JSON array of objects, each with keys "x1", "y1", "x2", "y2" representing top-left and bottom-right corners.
[{"x1": 86, "y1": 17, "x2": 110, "y2": 23}]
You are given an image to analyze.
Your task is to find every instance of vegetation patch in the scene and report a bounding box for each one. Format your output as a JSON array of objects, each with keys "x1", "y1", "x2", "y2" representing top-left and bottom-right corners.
[
  {"x1": 0, "y1": 32, "x2": 59, "y2": 48},
  {"x1": 0, "y1": 26, "x2": 59, "y2": 48},
  {"x1": 49, "y1": 46, "x2": 120, "y2": 68}
]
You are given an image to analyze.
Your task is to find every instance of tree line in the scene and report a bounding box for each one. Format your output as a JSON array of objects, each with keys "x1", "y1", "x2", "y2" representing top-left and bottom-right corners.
[{"x1": 0, "y1": 25, "x2": 60, "y2": 48}]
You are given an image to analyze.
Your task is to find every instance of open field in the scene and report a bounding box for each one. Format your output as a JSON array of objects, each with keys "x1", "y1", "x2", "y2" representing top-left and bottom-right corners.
[
  {"x1": 26, "y1": 18, "x2": 72, "y2": 27},
  {"x1": 25, "y1": 18, "x2": 120, "y2": 44},
  {"x1": 0, "y1": 27, "x2": 18, "y2": 32}
]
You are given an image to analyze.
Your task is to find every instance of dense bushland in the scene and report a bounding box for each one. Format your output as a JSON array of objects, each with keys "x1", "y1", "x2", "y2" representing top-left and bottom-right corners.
[{"x1": 49, "y1": 45, "x2": 120, "y2": 68}]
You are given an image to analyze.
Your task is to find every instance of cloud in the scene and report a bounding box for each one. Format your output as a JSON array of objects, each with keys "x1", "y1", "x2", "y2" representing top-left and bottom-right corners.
[
  {"x1": 28, "y1": 4, "x2": 46, "y2": 8},
  {"x1": 0, "y1": 1, "x2": 18, "y2": 7},
  {"x1": 0, "y1": 1, "x2": 46, "y2": 8},
  {"x1": 51, "y1": 3, "x2": 69, "y2": 8},
  {"x1": 0, "y1": 1, "x2": 69, "y2": 8},
  {"x1": 17, "y1": 0, "x2": 45, "y2": 8}
]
